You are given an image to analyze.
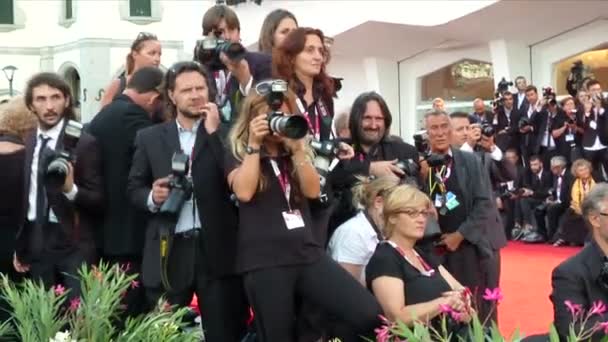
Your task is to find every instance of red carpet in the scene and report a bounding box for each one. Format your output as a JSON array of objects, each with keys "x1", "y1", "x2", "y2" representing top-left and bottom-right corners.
[{"x1": 498, "y1": 242, "x2": 581, "y2": 337}]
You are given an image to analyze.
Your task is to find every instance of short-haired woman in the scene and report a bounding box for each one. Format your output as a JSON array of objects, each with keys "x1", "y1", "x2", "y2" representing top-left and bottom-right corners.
[{"x1": 366, "y1": 184, "x2": 473, "y2": 336}]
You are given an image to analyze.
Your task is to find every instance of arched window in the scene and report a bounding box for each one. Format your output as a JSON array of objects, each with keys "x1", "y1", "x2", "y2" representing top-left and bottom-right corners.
[{"x1": 555, "y1": 45, "x2": 608, "y2": 96}]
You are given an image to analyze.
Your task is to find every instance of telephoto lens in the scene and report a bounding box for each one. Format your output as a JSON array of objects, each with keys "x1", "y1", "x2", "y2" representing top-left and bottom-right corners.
[
  {"x1": 268, "y1": 114, "x2": 309, "y2": 139},
  {"x1": 45, "y1": 155, "x2": 70, "y2": 189}
]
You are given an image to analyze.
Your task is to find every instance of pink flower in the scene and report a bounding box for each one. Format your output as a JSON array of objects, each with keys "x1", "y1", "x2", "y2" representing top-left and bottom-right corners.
[
  {"x1": 120, "y1": 262, "x2": 131, "y2": 273},
  {"x1": 482, "y1": 288, "x2": 503, "y2": 303},
  {"x1": 439, "y1": 304, "x2": 453, "y2": 314},
  {"x1": 565, "y1": 300, "x2": 583, "y2": 317},
  {"x1": 130, "y1": 280, "x2": 139, "y2": 289},
  {"x1": 596, "y1": 321, "x2": 608, "y2": 334},
  {"x1": 450, "y1": 310, "x2": 464, "y2": 322},
  {"x1": 69, "y1": 297, "x2": 81, "y2": 312},
  {"x1": 52, "y1": 284, "x2": 65, "y2": 296},
  {"x1": 378, "y1": 314, "x2": 390, "y2": 324},
  {"x1": 590, "y1": 301, "x2": 607, "y2": 316},
  {"x1": 374, "y1": 325, "x2": 390, "y2": 342}
]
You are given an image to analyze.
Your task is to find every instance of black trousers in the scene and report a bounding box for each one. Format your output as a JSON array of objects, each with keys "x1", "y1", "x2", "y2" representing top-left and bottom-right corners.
[
  {"x1": 146, "y1": 232, "x2": 248, "y2": 342},
  {"x1": 244, "y1": 254, "x2": 382, "y2": 342},
  {"x1": 29, "y1": 248, "x2": 88, "y2": 301},
  {"x1": 480, "y1": 251, "x2": 501, "y2": 324},
  {"x1": 520, "y1": 198, "x2": 543, "y2": 228},
  {"x1": 533, "y1": 202, "x2": 567, "y2": 241}
]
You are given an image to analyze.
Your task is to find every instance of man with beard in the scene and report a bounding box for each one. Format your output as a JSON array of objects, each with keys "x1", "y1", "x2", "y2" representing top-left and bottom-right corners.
[
  {"x1": 127, "y1": 62, "x2": 248, "y2": 341},
  {"x1": 14, "y1": 72, "x2": 103, "y2": 300},
  {"x1": 330, "y1": 91, "x2": 418, "y2": 231}
]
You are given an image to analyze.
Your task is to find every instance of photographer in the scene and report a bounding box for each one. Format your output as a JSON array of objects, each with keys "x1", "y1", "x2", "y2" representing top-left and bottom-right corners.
[
  {"x1": 551, "y1": 97, "x2": 583, "y2": 164},
  {"x1": 515, "y1": 155, "x2": 553, "y2": 241},
  {"x1": 550, "y1": 183, "x2": 608, "y2": 341},
  {"x1": 494, "y1": 91, "x2": 521, "y2": 152},
  {"x1": 580, "y1": 80, "x2": 608, "y2": 180},
  {"x1": 127, "y1": 62, "x2": 248, "y2": 341},
  {"x1": 519, "y1": 85, "x2": 545, "y2": 164},
  {"x1": 566, "y1": 60, "x2": 585, "y2": 98},
  {"x1": 226, "y1": 92, "x2": 382, "y2": 342},
  {"x1": 538, "y1": 87, "x2": 560, "y2": 167},
  {"x1": 330, "y1": 91, "x2": 419, "y2": 230},
  {"x1": 14, "y1": 73, "x2": 103, "y2": 300},
  {"x1": 198, "y1": 5, "x2": 272, "y2": 126}
]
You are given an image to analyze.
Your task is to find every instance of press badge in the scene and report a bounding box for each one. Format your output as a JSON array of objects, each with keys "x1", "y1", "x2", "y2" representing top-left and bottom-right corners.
[
  {"x1": 590, "y1": 120, "x2": 597, "y2": 130},
  {"x1": 445, "y1": 191, "x2": 460, "y2": 211},
  {"x1": 565, "y1": 134, "x2": 575, "y2": 142},
  {"x1": 434, "y1": 194, "x2": 443, "y2": 208},
  {"x1": 283, "y1": 210, "x2": 305, "y2": 230},
  {"x1": 221, "y1": 102, "x2": 232, "y2": 122}
]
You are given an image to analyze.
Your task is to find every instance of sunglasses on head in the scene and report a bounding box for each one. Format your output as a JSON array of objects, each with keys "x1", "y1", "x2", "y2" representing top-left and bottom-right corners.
[{"x1": 136, "y1": 32, "x2": 157, "y2": 41}]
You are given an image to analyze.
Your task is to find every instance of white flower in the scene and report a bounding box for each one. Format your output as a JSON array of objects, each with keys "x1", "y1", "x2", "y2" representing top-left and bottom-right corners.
[{"x1": 50, "y1": 330, "x2": 75, "y2": 342}]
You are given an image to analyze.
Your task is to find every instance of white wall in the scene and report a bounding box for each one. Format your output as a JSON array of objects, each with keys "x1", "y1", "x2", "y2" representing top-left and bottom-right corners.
[
  {"x1": 397, "y1": 45, "x2": 492, "y2": 143},
  {"x1": 531, "y1": 19, "x2": 608, "y2": 89}
]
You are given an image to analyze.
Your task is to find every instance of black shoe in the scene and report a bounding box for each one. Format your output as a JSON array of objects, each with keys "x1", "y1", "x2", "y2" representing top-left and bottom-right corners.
[
  {"x1": 521, "y1": 231, "x2": 546, "y2": 244},
  {"x1": 512, "y1": 227, "x2": 525, "y2": 241}
]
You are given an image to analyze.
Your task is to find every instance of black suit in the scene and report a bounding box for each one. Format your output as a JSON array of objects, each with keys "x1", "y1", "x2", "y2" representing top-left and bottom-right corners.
[
  {"x1": 495, "y1": 106, "x2": 520, "y2": 152},
  {"x1": 17, "y1": 123, "x2": 103, "y2": 299},
  {"x1": 534, "y1": 170, "x2": 572, "y2": 241},
  {"x1": 580, "y1": 107, "x2": 608, "y2": 181},
  {"x1": 127, "y1": 120, "x2": 247, "y2": 341},
  {"x1": 519, "y1": 103, "x2": 545, "y2": 163},
  {"x1": 551, "y1": 241, "x2": 608, "y2": 341},
  {"x1": 519, "y1": 168, "x2": 553, "y2": 229}
]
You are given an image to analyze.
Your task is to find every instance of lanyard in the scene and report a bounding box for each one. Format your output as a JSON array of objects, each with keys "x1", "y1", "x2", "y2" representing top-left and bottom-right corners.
[
  {"x1": 269, "y1": 158, "x2": 292, "y2": 210},
  {"x1": 296, "y1": 97, "x2": 330, "y2": 140},
  {"x1": 385, "y1": 241, "x2": 435, "y2": 276},
  {"x1": 428, "y1": 163, "x2": 451, "y2": 194}
]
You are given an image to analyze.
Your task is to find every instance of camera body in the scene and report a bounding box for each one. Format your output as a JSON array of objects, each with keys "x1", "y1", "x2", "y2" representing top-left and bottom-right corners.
[
  {"x1": 44, "y1": 120, "x2": 83, "y2": 189},
  {"x1": 496, "y1": 77, "x2": 513, "y2": 94},
  {"x1": 413, "y1": 130, "x2": 429, "y2": 156},
  {"x1": 518, "y1": 117, "x2": 531, "y2": 131},
  {"x1": 481, "y1": 123, "x2": 495, "y2": 138},
  {"x1": 159, "y1": 152, "x2": 194, "y2": 216},
  {"x1": 257, "y1": 80, "x2": 309, "y2": 140},
  {"x1": 194, "y1": 35, "x2": 246, "y2": 72},
  {"x1": 542, "y1": 86, "x2": 557, "y2": 106},
  {"x1": 395, "y1": 159, "x2": 420, "y2": 180}
]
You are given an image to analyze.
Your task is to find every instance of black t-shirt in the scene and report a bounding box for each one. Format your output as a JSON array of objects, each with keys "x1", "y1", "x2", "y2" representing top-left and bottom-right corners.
[
  {"x1": 366, "y1": 243, "x2": 451, "y2": 305},
  {"x1": 226, "y1": 153, "x2": 323, "y2": 273}
]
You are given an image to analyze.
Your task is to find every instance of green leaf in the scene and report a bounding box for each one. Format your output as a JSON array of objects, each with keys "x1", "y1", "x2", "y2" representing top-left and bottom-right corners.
[{"x1": 548, "y1": 324, "x2": 560, "y2": 342}]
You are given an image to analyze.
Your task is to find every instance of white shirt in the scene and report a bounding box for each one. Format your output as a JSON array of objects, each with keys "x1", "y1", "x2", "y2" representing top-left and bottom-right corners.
[
  {"x1": 27, "y1": 119, "x2": 78, "y2": 222},
  {"x1": 584, "y1": 107, "x2": 606, "y2": 151},
  {"x1": 328, "y1": 211, "x2": 380, "y2": 283},
  {"x1": 517, "y1": 93, "x2": 526, "y2": 109}
]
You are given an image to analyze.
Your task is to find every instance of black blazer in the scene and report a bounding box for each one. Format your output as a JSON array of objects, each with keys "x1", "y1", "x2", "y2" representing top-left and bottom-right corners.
[
  {"x1": 551, "y1": 241, "x2": 608, "y2": 341},
  {"x1": 553, "y1": 170, "x2": 573, "y2": 209},
  {"x1": 87, "y1": 94, "x2": 155, "y2": 256},
  {"x1": 495, "y1": 106, "x2": 521, "y2": 152},
  {"x1": 521, "y1": 168, "x2": 553, "y2": 200},
  {"x1": 127, "y1": 120, "x2": 238, "y2": 289},
  {"x1": 448, "y1": 149, "x2": 494, "y2": 257},
  {"x1": 17, "y1": 124, "x2": 104, "y2": 262}
]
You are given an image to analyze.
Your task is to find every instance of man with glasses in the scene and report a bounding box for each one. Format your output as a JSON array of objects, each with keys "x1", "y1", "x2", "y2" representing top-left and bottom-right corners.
[
  {"x1": 128, "y1": 62, "x2": 248, "y2": 341},
  {"x1": 551, "y1": 183, "x2": 608, "y2": 341}
]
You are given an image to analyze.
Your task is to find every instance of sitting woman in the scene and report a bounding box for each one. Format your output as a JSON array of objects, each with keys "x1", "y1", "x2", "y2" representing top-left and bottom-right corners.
[
  {"x1": 366, "y1": 184, "x2": 473, "y2": 334},
  {"x1": 554, "y1": 158, "x2": 596, "y2": 247},
  {"x1": 328, "y1": 176, "x2": 398, "y2": 284}
]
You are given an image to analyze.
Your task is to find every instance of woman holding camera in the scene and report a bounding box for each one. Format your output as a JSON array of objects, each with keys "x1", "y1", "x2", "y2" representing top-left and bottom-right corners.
[
  {"x1": 226, "y1": 92, "x2": 381, "y2": 342},
  {"x1": 366, "y1": 184, "x2": 473, "y2": 336}
]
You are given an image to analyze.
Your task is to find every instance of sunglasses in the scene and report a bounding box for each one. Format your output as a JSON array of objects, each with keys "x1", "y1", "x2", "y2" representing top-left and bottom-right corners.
[{"x1": 136, "y1": 32, "x2": 157, "y2": 41}]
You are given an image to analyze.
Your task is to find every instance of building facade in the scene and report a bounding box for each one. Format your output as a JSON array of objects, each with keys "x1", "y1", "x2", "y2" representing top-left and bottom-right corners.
[{"x1": 1, "y1": 0, "x2": 608, "y2": 143}]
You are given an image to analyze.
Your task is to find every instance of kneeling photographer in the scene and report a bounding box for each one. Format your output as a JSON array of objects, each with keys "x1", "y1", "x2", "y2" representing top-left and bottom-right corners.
[
  {"x1": 330, "y1": 92, "x2": 419, "y2": 232},
  {"x1": 127, "y1": 62, "x2": 248, "y2": 341}
]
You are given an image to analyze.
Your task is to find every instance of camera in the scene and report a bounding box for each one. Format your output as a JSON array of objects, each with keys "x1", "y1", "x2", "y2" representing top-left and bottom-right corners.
[
  {"x1": 571, "y1": 60, "x2": 584, "y2": 81},
  {"x1": 310, "y1": 140, "x2": 339, "y2": 203},
  {"x1": 481, "y1": 123, "x2": 495, "y2": 137},
  {"x1": 256, "y1": 79, "x2": 309, "y2": 139},
  {"x1": 413, "y1": 130, "x2": 429, "y2": 156},
  {"x1": 44, "y1": 120, "x2": 83, "y2": 189},
  {"x1": 518, "y1": 117, "x2": 531, "y2": 130},
  {"x1": 395, "y1": 159, "x2": 420, "y2": 180},
  {"x1": 159, "y1": 151, "x2": 194, "y2": 216},
  {"x1": 193, "y1": 35, "x2": 246, "y2": 72},
  {"x1": 496, "y1": 77, "x2": 513, "y2": 94},
  {"x1": 542, "y1": 86, "x2": 557, "y2": 106}
]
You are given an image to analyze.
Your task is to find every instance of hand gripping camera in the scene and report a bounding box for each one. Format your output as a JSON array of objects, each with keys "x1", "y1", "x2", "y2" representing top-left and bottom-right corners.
[
  {"x1": 412, "y1": 130, "x2": 449, "y2": 168},
  {"x1": 194, "y1": 34, "x2": 246, "y2": 72},
  {"x1": 491, "y1": 78, "x2": 513, "y2": 111},
  {"x1": 159, "y1": 151, "x2": 194, "y2": 216},
  {"x1": 255, "y1": 79, "x2": 309, "y2": 140},
  {"x1": 310, "y1": 140, "x2": 339, "y2": 203},
  {"x1": 44, "y1": 120, "x2": 83, "y2": 189},
  {"x1": 543, "y1": 86, "x2": 558, "y2": 106}
]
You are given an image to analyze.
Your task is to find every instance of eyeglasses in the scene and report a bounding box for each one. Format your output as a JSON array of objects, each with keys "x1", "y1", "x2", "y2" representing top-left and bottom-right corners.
[{"x1": 395, "y1": 208, "x2": 431, "y2": 219}]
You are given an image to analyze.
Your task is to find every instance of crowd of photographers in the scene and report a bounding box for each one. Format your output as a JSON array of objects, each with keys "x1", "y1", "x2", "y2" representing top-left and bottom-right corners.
[{"x1": 1, "y1": 3, "x2": 607, "y2": 342}]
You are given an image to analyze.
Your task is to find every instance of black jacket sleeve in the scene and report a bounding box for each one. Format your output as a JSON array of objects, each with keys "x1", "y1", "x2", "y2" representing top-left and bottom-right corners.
[{"x1": 127, "y1": 131, "x2": 154, "y2": 212}]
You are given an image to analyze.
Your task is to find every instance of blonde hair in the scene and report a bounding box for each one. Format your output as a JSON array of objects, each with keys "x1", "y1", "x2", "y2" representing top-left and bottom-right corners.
[
  {"x1": 228, "y1": 91, "x2": 314, "y2": 193},
  {"x1": 571, "y1": 158, "x2": 592, "y2": 178},
  {"x1": 351, "y1": 176, "x2": 399, "y2": 209},
  {"x1": 381, "y1": 184, "x2": 431, "y2": 238},
  {"x1": 0, "y1": 96, "x2": 38, "y2": 142}
]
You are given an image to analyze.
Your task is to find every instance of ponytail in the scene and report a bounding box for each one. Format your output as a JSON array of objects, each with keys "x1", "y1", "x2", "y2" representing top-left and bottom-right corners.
[
  {"x1": 351, "y1": 175, "x2": 399, "y2": 209},
  {"x1": 126, "y1": 53, "x2": 135, "y2": 76}
]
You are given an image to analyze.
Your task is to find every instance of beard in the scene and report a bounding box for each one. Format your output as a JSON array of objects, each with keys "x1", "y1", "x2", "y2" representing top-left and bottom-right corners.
[
  {"x1": 360, "y1": 129, "x2": 384, "y2": 146},
  {"x1": 178, "y1": 107, "x2": 203, "y2": 119}
]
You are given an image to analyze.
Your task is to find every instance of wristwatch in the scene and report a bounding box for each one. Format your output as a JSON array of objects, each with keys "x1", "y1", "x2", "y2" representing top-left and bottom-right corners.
[{"x1": 245, "y1": 146, "x2": 260, "y2": 155}]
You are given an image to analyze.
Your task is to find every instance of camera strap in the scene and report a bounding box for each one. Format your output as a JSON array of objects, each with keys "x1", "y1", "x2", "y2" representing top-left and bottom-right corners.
[{"x1": 270, "y1": 158, "x2": 292, "y2": 210}]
